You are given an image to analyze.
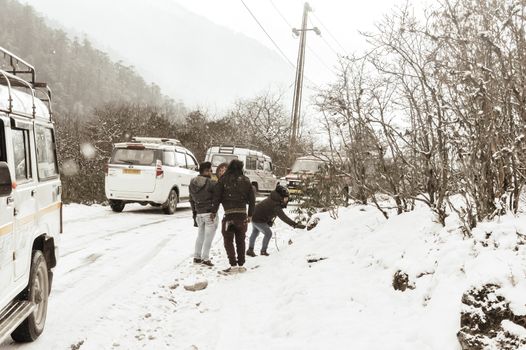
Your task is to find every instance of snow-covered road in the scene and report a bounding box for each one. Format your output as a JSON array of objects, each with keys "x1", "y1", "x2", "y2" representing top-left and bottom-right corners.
[
  {"x1": 5, "y1": 202, "x2": 525, "y2": 349},
  {"x1": 2, "y1": 203, "x2": 213, "y2": 349}
]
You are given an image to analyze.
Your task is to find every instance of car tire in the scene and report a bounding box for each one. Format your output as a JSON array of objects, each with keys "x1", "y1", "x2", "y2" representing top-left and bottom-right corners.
[
  {"x1": 11, "y1": 250, "x2": 49, "y2": 343},
  {"x1": 109, "y1": 200, "x2": 125, "y2": 213},
  {"x1": 163, "y1": 189, "x2": 178, "y2": 214}
]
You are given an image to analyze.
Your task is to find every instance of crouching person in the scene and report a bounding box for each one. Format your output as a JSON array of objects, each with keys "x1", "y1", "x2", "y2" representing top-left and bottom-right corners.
[
  {"x1": 247, "y1": 185, "x2": 306, "y2": 257},
  {"x1": 190, "y1": 162, "x2": 218, "y2": 267}
]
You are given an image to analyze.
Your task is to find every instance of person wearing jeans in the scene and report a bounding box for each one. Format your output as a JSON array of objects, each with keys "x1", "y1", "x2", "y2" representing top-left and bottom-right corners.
[
  {"x1": 194, "y1": 213, "x2": 218, "y2": 263},
  {"x1": 247, "y1": 185, "x2": 306, "y2": 257},
  {"x1": 190, "y1": 162, "x2": 217, "y2": 266},
  {"x1": 249, "y1": 222, "x2": 273, "y2": 254}
]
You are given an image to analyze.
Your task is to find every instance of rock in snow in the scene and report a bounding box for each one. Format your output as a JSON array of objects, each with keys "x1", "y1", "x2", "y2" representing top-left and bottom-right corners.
[
  {"x1": 458, "y1": 284, "x2": 526, "y2": 349},
  {"x1": 184, "y1": 280, "x2": 208, "y2": 292}
]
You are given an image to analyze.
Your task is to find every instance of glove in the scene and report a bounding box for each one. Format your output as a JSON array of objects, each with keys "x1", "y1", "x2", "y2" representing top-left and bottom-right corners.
[{"x1": 295, "y1": 223, "x2": 306, "y2": 230}]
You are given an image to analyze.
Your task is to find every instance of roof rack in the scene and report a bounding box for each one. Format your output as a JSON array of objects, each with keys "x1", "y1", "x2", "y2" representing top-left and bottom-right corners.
[
  {"x1": 215, "y1": 144, "x2": 261, "y2": 154},
  {"x1": 0, "y1": 46, "x2": 53, "y2": 120},
  {"x1": 131, "y1": 137, "x2": 182, "y2": 146}
]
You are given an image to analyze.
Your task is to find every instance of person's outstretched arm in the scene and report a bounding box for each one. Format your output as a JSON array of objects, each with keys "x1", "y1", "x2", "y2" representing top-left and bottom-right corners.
[{"x1": 277, "y1": 207, "x2": 298, "y2": 227}]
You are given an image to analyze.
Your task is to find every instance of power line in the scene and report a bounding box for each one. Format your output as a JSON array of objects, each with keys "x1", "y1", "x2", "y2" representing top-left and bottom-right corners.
[
  {"x1": 267, "y1": 0, "x2": 337, "y2": 75},
  {"x1": 309, "y1": 18, "x2": 340, "y2": 56},
  {"x1": 240, "y1": 0, "x2": 316, "y2": 86},
  {"x1": 240, "y1": 0, "x2": 296, "y2": 69},
  {"x1": 311, "y1": 12, "x2": 348, "y2": 55},
  {"x1": 268, "y1": 0, "x2": 293, "y2": 28}
]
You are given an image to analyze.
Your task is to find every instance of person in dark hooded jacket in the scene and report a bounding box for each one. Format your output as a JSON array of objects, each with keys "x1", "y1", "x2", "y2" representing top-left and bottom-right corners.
[
  {"x1": 247, "y1": 185, "x2": 306, "y2": 257},
  {"x1": 190, "y1": 162, "x2": 218, "y2": 266},
  {"x1": 211, "y1": 159, "x2": 255, "y2": 270}
]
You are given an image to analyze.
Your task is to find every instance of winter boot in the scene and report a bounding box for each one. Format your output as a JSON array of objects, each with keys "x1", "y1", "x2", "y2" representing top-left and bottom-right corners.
[
  {"x1": 201, "y1": 260, "x2": 214, "y2": 267},
  {"x1": 260, "y1": 250, "x2": 270, "y2": 256},
  {"x1": 246, "y1": 248, "x2": 257, "y2": 257}
]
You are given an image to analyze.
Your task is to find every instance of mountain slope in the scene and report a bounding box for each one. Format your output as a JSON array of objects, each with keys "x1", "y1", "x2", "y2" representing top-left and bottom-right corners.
[
  {"x1": 20, "y1": 0, "x2": 295, "y2": 109},
  {"x1": 0, "y1": 0, "x2": 183, "y2": 117}
]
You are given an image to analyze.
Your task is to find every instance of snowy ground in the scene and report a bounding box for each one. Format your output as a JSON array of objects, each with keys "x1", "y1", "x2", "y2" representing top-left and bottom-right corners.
[{"x1": 3, "y1": 201, "x2": 526, "y2": 349}]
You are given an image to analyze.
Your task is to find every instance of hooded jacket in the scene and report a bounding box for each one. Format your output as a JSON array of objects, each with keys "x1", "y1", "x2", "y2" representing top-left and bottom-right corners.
[
  {"x1": 189, "y1": 175, "x2": 216, "y2": 214},
  {"x1": 212, "y1": 173, "x2": 255, "y2": 217},
  {"x1": 252, "y1": 190, "x2": 296, "y2": 227}
]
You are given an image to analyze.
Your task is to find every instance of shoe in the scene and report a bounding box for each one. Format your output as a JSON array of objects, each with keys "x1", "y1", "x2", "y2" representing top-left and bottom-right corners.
[
  {"x1": 193, "y1": 258, "x2": 203, "y2": 264},
  {"x1": 201, "y1": 260, "x2": 214, "y2": 267},
  {"x1": 246, "y1": 248, "x2": 257, "y2": 257},
  {"x1": 260, "y1": 251, "x2": 270, "y2": 256}
]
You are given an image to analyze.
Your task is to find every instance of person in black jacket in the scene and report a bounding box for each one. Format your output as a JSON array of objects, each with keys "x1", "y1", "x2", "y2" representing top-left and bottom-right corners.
[
  {"x1": 211, "y1": 159, "x2": 256, "y2": 270},
  {"x1": 190, "y1": 162, "x2": 218, "y2": 266},
  {"x1": 247, "y1": 185, "x2": 305, "y2": 257}
]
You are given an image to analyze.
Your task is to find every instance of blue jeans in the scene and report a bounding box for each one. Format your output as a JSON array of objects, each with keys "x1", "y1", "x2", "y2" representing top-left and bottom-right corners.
[
  {"x1": 249, "y1": 222, "x2": 273, "y2": 252},
  {"x1": 194, "y1": 213, "x2": 218, "y2": 260}
]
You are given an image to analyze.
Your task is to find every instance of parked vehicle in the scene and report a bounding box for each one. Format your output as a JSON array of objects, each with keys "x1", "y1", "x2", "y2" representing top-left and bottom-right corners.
[
  {"x1": 0, "y1": 47, "x2": 62, "y2": 343},
  {"x1": 105, "y1": 137, "x2": 199, "y2": 214},
  {"x1": 285, "y1": 155, "x2": 351, "y2": 198},
  {"x1": 205, "y1": 145, "x2": 277, "y2": 193}
]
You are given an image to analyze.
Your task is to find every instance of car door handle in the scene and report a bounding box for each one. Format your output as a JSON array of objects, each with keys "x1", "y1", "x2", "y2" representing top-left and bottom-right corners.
[{"x1": 31, "y1": 190, "x2": 36, "y2": 197}]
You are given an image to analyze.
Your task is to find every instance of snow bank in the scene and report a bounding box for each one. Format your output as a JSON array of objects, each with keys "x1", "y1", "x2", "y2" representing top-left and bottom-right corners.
[{"x1": 13, "y1": 202, "x2": 526, "y2": 349}]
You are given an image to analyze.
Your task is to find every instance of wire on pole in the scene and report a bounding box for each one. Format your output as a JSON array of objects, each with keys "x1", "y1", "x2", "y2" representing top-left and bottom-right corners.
[{"x1": 240, "y1": 0, "x2": 296, "y2": 69}]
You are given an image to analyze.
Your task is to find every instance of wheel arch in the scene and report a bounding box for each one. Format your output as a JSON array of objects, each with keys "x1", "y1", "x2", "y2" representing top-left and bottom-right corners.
[{"x1": 32, "y1": 235, "x2": 56, "y2": 270}]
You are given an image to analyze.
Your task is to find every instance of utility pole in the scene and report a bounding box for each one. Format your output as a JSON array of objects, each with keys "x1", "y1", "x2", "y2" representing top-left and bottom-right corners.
[{"x1": 290, "y1": 2, "x2": 320, "y2": 158}]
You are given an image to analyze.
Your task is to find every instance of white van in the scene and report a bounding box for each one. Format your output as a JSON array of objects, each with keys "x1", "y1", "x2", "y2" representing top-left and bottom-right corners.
[
  {"x1": 0, "y1": 47, "x2": 61, "y2": 343},
  {"x1": 105, "y1": 137, "x2": 199, "y2": 214},
  {"x1": 205, "y1": 145, "x2": 277, "y2": 193}
]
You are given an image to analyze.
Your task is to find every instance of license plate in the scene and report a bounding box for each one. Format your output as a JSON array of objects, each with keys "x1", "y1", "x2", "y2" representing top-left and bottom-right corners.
[{"x1": 123, "y1": 169, "x2": 141, "y2": 175}]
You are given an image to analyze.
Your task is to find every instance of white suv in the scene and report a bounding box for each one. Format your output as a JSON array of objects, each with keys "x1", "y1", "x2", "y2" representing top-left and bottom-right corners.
[
  {"x1": 105, "y1": 137, "x2": 199, "y2": 214},
  {"x1": 0, "y1": 47, "x2": 61, "y2": 343}
]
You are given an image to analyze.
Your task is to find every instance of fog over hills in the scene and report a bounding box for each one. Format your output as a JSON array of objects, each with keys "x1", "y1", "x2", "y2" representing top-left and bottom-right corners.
[{"x1": 22, "y1": 0, "x2": 295, "y2": 110}]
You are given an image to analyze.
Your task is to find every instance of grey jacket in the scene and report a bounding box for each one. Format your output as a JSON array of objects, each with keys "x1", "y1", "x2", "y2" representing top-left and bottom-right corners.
[{"x1": 189, "y1": 175, "x2": 216, "y2": 214}]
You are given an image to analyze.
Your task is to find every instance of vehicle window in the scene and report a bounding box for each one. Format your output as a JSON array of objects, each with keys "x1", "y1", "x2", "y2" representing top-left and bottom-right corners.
[
  {"x1": 175, "y1": 152, "x2": 186, "y2": 167},
  {"x1": 35, "y1": 126, "x2": 59, "y2": 179},
  {"x1": 163, "y1": 151, "x2": 176, "y2": 166},
  {"x1": 211, "y1": 154, "x2": 238, "y2": 167},
  {"x1": 185, "y1": 153, "x2": 198, "y2": 170},
  {"x1": 257, "y1": 160, "x2": 264, "y2": 171},
  {"x1": 264, "y1": 161, "x2": 272, "y2": 172},
  {"x1": 111, "y1": 148, "x2": 158, "y2": 166},
  {"x1": 12, "y1": 128, "x2": 31, "y2": 181},
  {"x1": 246, "y1": 157, "x2": 257, "y2": 170},
  {"x1": 291, "y1": 159, "x2": 324, "y2": 174}
]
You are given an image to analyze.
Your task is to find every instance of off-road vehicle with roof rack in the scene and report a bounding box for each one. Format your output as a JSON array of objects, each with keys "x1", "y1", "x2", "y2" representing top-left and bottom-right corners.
[
  {"x1": 204, "y1": 145, "x2": 277, "y2": 193},
  {"x1": 105, "y1": 137, "x2": 199, "y2": 214},
  {"x1": 0, "y1": 47, "x2": 62, "y2": 344}
]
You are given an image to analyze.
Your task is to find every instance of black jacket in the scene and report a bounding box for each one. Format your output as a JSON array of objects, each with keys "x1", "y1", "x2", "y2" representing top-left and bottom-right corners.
[
  {"x1": 252, "y1": 191, "x2": 296, "y2": 227},
  {"x1": 212, "y1": 174, "x2": 255, "y2": 217},
  {"x1": 189, "y1": 175, "x2": 216, "y2": 214}
]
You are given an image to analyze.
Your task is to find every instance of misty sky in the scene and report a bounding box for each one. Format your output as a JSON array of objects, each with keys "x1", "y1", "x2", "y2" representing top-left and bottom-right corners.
[{"x1": 21, "y1": 0, "x2": 405, "y2": 113}]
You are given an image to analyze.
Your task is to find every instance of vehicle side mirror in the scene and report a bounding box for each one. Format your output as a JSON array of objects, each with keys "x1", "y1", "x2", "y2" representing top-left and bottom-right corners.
[{"x1": 0, "y1": 162, "x2": 13, "y2": 197}]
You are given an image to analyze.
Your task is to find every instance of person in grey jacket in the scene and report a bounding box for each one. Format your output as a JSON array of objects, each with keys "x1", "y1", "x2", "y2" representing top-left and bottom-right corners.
[{"x1": 190, "y1": 162, "x2": 218, "y2": 266}]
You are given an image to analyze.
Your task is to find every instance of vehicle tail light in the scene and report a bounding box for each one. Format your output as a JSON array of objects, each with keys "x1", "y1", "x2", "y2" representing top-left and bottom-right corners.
[{"x1": 156, "y1": 160, "x2": 164, "y2": 177}]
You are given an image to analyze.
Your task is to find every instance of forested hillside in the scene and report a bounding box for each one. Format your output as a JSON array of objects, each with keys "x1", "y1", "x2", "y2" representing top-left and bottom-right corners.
[
  {"x1": 0, "y1": 0, "x2": 185, "y2": 118},
  {"x1": 0, "y1": 0, "x2": 301, "y2": 203}
]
